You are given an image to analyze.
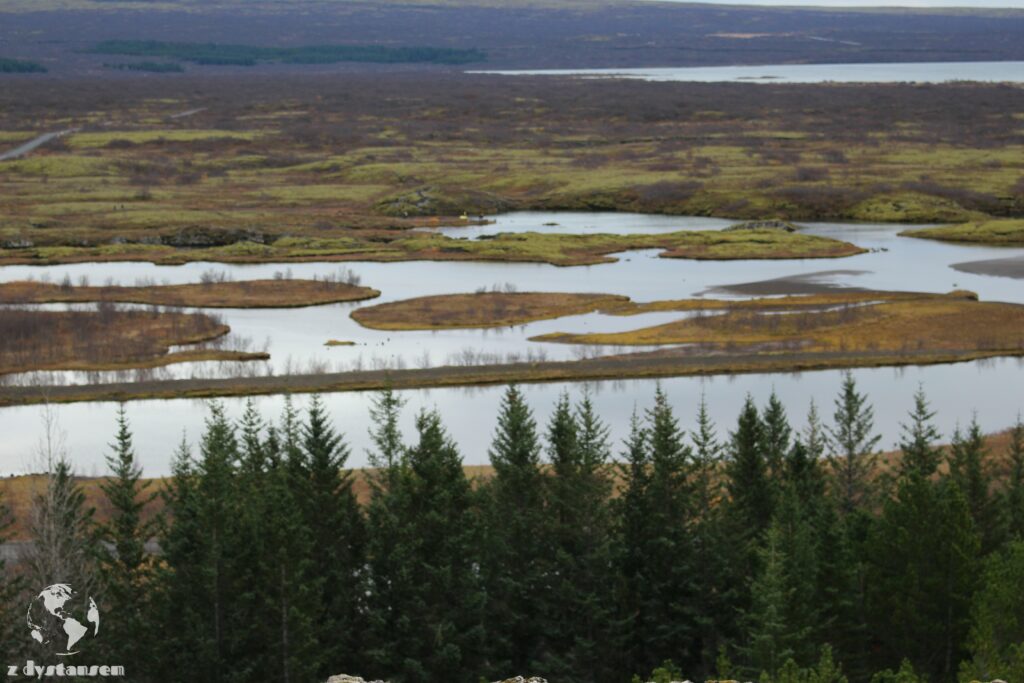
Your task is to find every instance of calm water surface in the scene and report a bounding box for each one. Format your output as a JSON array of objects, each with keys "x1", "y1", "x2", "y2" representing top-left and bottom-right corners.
[
  {"x1": 1, "y1": 211, "x2": 1022, "y2": 474},
  {"x1": 472, "y1": 61, "x2": 1024, "y2": 84}
]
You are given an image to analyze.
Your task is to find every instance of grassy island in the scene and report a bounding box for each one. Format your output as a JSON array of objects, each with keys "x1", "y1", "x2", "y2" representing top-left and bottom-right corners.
[
  {"x1": 900, "y1": 219, "x2": 1024, "y2": 246},
  {"x1": 532, "y1": 290, "x2": 1023, "y2": 358},
  {"x1": 351, "y1": 292, "x2": 629, "y2": 330},
  {"x1": 0, "y1": 228, "x2": 863, "y2": 267},
  {"x1": 0, "y1": 277, "x2": 380, "y2": 308},
  {"x1": 0, "y1": 307, "x2": 266, "y2": 375}
]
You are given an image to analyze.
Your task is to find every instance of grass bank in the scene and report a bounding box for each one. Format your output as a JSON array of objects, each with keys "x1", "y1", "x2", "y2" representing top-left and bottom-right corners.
[
  {"x1": 0, "y1": 307, "x2": 263, "y2": 375},
  {"x1": 533, "y1": 291, "x2": 1024, "y2": 358},
  {"x1": 0, "y1": 277, "x2": 380, "y2": 308},
  {"x1": 900, "y1": 219, "x2": 1024, "y2": 246},
  {"x1": 351, "y1": 292, "x2": 630, "y2": 330},
  {"x1": 1, "y1": 346, "x2": 1020, "y2": 408},
  {"x1": 0, "y1": 228, "x2": 864, "y2": 267}
]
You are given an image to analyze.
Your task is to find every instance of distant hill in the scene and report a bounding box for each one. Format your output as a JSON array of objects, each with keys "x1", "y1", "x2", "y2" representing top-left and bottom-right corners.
[{"x1": 4, "y1": 1, "x2": 1024, "y2": 75}]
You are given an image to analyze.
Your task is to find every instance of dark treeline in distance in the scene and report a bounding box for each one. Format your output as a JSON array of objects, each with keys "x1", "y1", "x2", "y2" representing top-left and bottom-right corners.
[
  {"x1": 0, "y1": 58, "x2": 46, "y2": 74},
  {"x1": 103, "y1": 62, "x2": 185, "y2": 74},
  {"x1": 2, "y1": 378, "x2": 1024, "y2": 682},
  {"x1": 91, "y1": 41, "x2": 487, "y2": 67}
]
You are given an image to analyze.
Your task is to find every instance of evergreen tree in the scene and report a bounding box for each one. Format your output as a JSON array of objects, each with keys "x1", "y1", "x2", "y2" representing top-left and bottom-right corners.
[
  {"x1": 259, "y1": 420, "x2": 321, "y2": 683},
  {"x1": 769, "y1": 645, "x2": 848, "y2": 683},
  {"x1": 727, "y1": 394, "x2": 774, "y2": 539},
  {"x1": 826, "y1": 373, "x2": 881, "y2": 514},
  {"x1": 540, "y1": 392, "x2": 615, "y2": 682},
  {"x1": 866, "y1": 475, "x2": 979, "y2": 680},
  {"x1": 615, "y1": 410, "x2": 652, "y2": 679},
  {"x1": 739, "y1": 522, "x2": 802, "y2": 677},
  {"x1": 368, "y1": 389, "x2": 405, "y2": 475},
  {"x1": 97, "y1": 405, "x2": 156, "y2": 673},
  {"x1": 152, "y1": 403, "x2": 239, "y2": 682},
  {"x1": 366, "y1": 409, "x2": 486, "y2": 683},
  {"x1": 960, "y1": 540, "x2": 1024, "y2": 682},
  {"x1": 762, "y1": 391, "x2": 793, "y2": 482},
  {"x1": 689, "y1": 394, "x2": 737, "y2": 675},
  {"x1": 616, "y1": 388, "x2": 698, "y2": 676},
  {"x1": 227, "y1": 403, "x2": 321, "y2": 683},
  {"x1": 1005, "y1": 417, "x2": 1024, "y2": 539},
  {"x1": 480, "y1": 385, "x2": 549, "y2": 677},
  {"x1": 299, "y1": 395, "x2": 367, "y2": 678},
  {"x1": 897, "y1": 387, "x2": 942, "y2": 479},
  {"x1": 948, "y1": 416, "x2": 998, "y2": 552},
  {"x1": 803, "y1": 400, "x2": 827, "y2": 461}
]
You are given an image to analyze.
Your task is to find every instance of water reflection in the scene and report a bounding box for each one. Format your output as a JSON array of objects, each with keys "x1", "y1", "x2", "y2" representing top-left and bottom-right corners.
[
  {"x1": 1, "y1": 212, "x2": 1023, "y2": 473},
  {"x1": 2, "y1": 357, "x2": 1022, "y2": 476}
]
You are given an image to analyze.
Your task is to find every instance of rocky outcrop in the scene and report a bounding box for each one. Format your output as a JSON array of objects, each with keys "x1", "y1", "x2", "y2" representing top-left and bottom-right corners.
[
  {"x1": 327, "y1": 676, "x2": 548, "y2": 683},
  {"x1": 376, "y1": 185, "x2": 515, "y2": 217},
  {"x1": 160, "y1": 227, "x2": 271, "y2": 248},
  {"x1": 725, "y1": 219, "x2": 798, "y2": 232}
]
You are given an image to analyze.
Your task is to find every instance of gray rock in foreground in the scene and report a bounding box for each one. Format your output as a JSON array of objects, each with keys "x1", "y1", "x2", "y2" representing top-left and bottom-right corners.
[{"x1": 327, "y1": 676, "x2": 549, "y2": 683}]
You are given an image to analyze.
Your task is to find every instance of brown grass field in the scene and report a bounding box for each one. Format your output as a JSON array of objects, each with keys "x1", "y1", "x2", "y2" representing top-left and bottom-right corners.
[
  {"x1": 533, "y1": 290, "x2": 1024, "y2": 357},
  {"x1": 351, "y1": 292, "x2": 630, "y2": 330},
  {"x1": 0, "y1": 432, "x2": 1018, "y2": 542},
  {"x1": 0, "y1": 278, "x2": 380, "y2": 308},
  {"x1": 0, "y1": 307, "x2": 265, "y2": 375}
]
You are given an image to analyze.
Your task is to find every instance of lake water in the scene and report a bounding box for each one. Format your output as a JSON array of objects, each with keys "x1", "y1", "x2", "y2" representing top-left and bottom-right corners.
[
  {"x1": 471, "y1": 61, "x2": 1024, "y2": 85},
  {"x1": 1, "y1": 211, "x2": 1022, "y2": 475}
]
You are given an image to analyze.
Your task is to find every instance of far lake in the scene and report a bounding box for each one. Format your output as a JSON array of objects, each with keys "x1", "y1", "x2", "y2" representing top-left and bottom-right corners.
[{"x1": 471, "y1": 61, "x2": 1024, "y2": 84}]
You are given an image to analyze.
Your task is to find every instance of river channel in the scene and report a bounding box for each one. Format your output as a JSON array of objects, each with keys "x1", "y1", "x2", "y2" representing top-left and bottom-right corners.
[{"x1": 1, "y1": 211, "x2": 1021, "y2": 474}]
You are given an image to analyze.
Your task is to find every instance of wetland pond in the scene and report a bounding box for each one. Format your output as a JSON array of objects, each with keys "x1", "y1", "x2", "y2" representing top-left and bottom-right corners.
[{"x1": 1, "y1": 211, "x2": 1022, "y2": 474}]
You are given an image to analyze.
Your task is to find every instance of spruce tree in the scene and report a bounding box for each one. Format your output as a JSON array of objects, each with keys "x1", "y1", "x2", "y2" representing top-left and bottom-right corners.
[
  {"x1": 866, "y1": 475, "x2": 979, "y2": 680},
  {"x1": 739, "y1": 522, "x2": 800, "y2": 677},
  {"x1": 481, "y1": 385, "x2": 548, "y2": 677},
  {"x1": 97, "y1": 405, "x2": 156, "y2": 673},
  {"x1": 1004, "y1": 417, "x2": 1024, "y2": 539},
  {"x1": 367, "y1": 388, "x2": 406, "y2": 491},
  {"x1": 644, "y1": 386, "x2": 698, "y2": 671},
  {"x1": 367, "y1": 409, "x2": 486, "y2": 683},
  {"x1": 727, "y1": 394, "x2": 773, "y2": 538},
  {"x1": 616, "y1": 388, "x2": 698, "y2": 677},
  {"x1": 826, "y1": 373, "x2": 881, "y2": 514},
  {"x1": 762, "y1": 391, "x2": 793, "y2": 482},
  {"x1": 299, "y1": 395, "x2": 367, "y2": 678},
  {"x1": 948, "y1": 416, "x2": 998, "y2": 552},
  {"x1": 541, "y1": 392, "x2": 615, "y2": 682},
  {"x1": 259, "y1": 421, "x2": 321, "y2": 683},
  {"x1": 960, "y1": 539, "x2": 1024, "y2": 682},
  {"x1": 897, "y1": 387, "x2": 942, "y2": 479},
  {"x1": 152, "y1": 403, "x2": 239, "y2": 682},
  {"x1": 689, "y1": 395, "x2": 737, "y2": 675},
  {"x1": 615, "y1": 410, "x2": 652, "y2": 679}
]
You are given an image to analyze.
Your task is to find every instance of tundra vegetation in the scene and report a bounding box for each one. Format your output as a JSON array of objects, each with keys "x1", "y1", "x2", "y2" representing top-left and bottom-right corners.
[
  {"x1": 2, "y1": 384, "x2": 1024, "y2": 683},
  {"x1": 0, "y1": 272, "x2": 379, "y2": 308},
  {"x1": 0, "y1": 76, "x2": 1021, "y2": 266},
  {"x1": 902, "y1": 219, "x2": 1024, "y2": 246},
  {"x1": 0, "y1": 305, "x2": 265, "y2": 375},
  {"x1": 4, "y1": 288, "x2": 1023, "y2": 407}
]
